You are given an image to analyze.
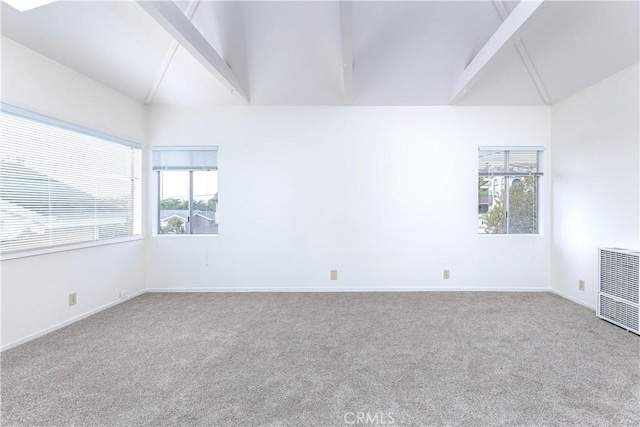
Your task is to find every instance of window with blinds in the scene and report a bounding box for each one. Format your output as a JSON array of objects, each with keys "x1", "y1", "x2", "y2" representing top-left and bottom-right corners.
[
  {"x1": 0, "y1": 104, "x2": 142, "y2": 255},
  {"x1": 152, "y1": 147, "x2": 218, "y2": 235},
  {"x1": 478, "y1": 147, "x2": 543, "y2": 235}
]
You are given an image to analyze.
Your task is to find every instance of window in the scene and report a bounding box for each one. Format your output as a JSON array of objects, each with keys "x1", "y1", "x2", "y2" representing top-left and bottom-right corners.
[
  {"x1": 153, "y1": 147, "x2": 218, "y2": 235},
  {"x1": 478, "y1": 147, "x2": 543, "y2": 234},
  {"x1": 0, "y1": 104, "x2": 142, "y2": 255}
]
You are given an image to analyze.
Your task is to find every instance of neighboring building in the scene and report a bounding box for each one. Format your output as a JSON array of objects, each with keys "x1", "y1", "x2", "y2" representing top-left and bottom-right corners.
[
  {"x1": 482, "y1": 176, "x2": 525, "y2": 211},
  {"x1": 478, "y1": 179, "x2": 492, "y2": 214},
  {"x1": 159, "y1": 209, "x2": 217, "y2": 234},
  {"x1": 0, "y1": 162, "x2": 132, "y2": 250},
  {"x1": 159, "y1": 210, "x2": 189, "y2": 231}
]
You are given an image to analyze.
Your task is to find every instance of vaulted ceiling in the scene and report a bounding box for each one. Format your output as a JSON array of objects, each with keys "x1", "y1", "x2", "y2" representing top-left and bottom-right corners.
[{"x1": 1, "y1": 1, "x2": 638, "y2": 106}]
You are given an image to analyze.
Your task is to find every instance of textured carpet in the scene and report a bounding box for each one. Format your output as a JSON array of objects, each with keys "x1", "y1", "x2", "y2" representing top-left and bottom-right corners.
[{"x1": 1, "y1": 292, "x2": 639, "y2": 426}]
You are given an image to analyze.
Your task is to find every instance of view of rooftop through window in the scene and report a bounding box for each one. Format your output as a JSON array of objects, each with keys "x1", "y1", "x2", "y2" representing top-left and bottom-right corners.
[
  {"x1": 158, "y1": 167, "x2": 218, "y2": 235},
  {"x1": 0, "y1": 107, "x2": 142, "y2": 254},
  {"x1": 152, "y1": 146, "x2": 219, "y2": 235}
]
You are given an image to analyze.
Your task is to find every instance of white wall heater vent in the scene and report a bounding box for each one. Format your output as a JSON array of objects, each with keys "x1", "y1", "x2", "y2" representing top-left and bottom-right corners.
[{"x1": 598, "y1": 248, "x2": 640, "y2": 335}]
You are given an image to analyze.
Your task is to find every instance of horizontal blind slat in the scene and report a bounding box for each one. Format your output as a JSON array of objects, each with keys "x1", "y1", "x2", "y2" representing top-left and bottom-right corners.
[{"x1": 152, "y1": 147, "x2": 218, "y2": 170}]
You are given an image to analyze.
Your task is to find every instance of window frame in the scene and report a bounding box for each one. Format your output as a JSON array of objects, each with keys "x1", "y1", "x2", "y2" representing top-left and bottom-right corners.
[
  {"x1": 478, "y1": 146, "x2": 544, "y2": 236},
  {"x1": 0, "y1": 103, "x2": 143, "y2": 260},
  {"x1": 152, "y1": 146, "x2": 219, "y2": 237}
]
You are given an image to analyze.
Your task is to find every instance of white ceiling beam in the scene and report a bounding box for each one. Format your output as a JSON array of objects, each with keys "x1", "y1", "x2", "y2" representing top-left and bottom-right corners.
[
  {"x1": 493, "y1": 0, "x2": 551, "y2": 105},
  {"x1": 137, "y1": 0, "x2": 249, "y2": 104},
  {"x1": 1, "y1": 0, "x2": 56, "y2": 13},
  {"x1": 339, "y1": 1, "x2": 353, "y2": 105},
  {"x1": 450, "y1": 0, "x2": 545, "y2": 104},
  {"x1": 145, "y1": 0, "x2": 200, "y2": 105}
]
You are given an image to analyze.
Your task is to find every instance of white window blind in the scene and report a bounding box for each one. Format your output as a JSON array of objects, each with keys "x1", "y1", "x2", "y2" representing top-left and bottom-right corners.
[
  {"x1": 0, "y1": 104, "x2": 142, "y2": 255},
  {"x1": 478, "y1": 147, "x2": 544, "y2": 177},
  {"x1": 152, "y1": 147, "x2": 218, "y2": 171}
]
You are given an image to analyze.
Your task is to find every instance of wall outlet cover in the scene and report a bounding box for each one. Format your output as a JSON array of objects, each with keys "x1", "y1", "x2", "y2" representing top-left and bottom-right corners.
[
  {"x1": 330, "y1": 270, "x2": 338, "y2": 280},
  {"x1": 68, "y1": 292, "x2": 77, "y2": 306},
  {"x1": 444, "y1": 270, "x2": 450, "y2": 279}
]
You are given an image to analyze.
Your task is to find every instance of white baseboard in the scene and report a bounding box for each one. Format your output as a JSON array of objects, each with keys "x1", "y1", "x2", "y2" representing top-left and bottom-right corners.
[
  {"x1": 146, "y1": 286, "x2": 550, "y2": 293},
  {"x1": 0, "y1": 289, "x2": 145, "y2": 352},
  {"x1": 2, "y1": 286, "x2": 554, "y2": 352},
  {"x1": 549, "y1": 288, "x2": 596, "y2": 311}
]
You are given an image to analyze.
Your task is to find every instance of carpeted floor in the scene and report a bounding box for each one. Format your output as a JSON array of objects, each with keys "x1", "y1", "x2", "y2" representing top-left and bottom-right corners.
[{"x1": 1, "y1": 292, "x2": 639, "y2": 426}]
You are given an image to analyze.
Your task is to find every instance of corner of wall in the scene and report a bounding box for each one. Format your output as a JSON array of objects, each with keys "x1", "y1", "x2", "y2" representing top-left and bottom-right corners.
[{"x1": 550, "y1": 62, "x2": 640, "y2": 308}]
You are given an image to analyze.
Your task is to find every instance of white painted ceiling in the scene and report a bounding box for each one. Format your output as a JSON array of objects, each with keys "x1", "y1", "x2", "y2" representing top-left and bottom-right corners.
[
  {"x1": 1, "y1": 0, "x2": 175, "y2": 102},
  {"x1": 1, "y1": 1, "x2": 638, "y2": 106}
]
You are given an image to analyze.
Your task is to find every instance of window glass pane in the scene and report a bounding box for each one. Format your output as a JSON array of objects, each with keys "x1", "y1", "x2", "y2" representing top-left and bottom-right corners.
[
  {"x1": 478, "y1": 150, "x2": 506, "y2": 175},
  {"x1": 0, "y1": 109, "x2": 141, "y2": 254},
  {"x1": 508, "y1": 150, "x2": 539, "y2": 174},
  {"x1": 478, "y1": 177, "x2": 490, "y2": 215},
  {"x1": 191, "y1": 170, "x2": 218, "y2": 235},
  {"x1": 508, "y1": 176, "x2": 538, "y2": 234},
  {"x1": 479, "y1": 148, "x2": 542, "y2": 235},
  {"x1": 479, "y1": 177, "x2": 507, "y2": 234},
  {"x1": 154, "y1": 147, "x2": 219, "y2": 236},
  {"x1": 159, "y1": 171, "x2": 189, "y2": 234}
]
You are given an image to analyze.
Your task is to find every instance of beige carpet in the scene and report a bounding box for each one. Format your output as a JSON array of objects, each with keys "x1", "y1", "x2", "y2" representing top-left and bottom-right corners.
[{"x1": 2, "y1": 292, "x2": 639, "y2": 426}]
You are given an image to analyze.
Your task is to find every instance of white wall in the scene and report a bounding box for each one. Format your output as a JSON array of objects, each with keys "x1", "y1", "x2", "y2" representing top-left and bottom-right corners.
[
  {"x1": 146, "y1": 106, "x2": 551, "y2": 291},
  {"x1": 551, "y1": 63, "x2": 640, "y2": 309},
  {"x1": 0, "y1": 37, "x2": 147, "y2": 349}
]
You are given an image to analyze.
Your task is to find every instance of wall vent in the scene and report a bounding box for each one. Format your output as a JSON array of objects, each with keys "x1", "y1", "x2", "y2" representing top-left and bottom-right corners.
[{"x1": 598, "y1": 248, "x2": 640, "y2": 335}]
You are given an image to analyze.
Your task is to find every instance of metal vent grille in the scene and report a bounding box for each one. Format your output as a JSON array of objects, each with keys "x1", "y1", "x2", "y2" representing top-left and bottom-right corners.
[
  {"x1": 599, "y1": 294, "x2": 639, "y2": 332},
  {"x1": 600, "y1": 250, "x2": 639, "y2": 304}
]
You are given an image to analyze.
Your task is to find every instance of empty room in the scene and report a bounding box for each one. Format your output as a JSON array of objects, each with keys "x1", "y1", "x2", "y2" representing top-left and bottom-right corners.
[{"x1": 1, "y1": 0, "x2": 639, "y2": 426}]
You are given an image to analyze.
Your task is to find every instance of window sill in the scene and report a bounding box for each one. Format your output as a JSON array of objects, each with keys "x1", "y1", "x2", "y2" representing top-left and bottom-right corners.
[
  {"x1": 0, "y1": 235, "x2": 144, "y2": 261},
  {"x1": 152, "y1": 234, "x2": 219, "y2": 238},
  {"x1": 478, "y1": 233, "x2": 545, "y2": 237}
]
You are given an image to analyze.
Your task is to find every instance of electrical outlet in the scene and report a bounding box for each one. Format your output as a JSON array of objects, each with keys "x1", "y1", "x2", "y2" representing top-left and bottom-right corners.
[
  {"x1": 578, "y1": 280, "x2": 585, "y2": 291},
  {"x1": 68, "y1": 292, "x2": 77, "y2": 306},
  {"x1": 119, "y1": 291, "x2": 128, "y2": 299},
  {"x1": 330, "y1": 270, "x2": 338, "y2": 280},
  {"x1": 443, "y1": 269, "x2": 450, "y2": 280}
]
